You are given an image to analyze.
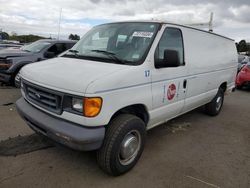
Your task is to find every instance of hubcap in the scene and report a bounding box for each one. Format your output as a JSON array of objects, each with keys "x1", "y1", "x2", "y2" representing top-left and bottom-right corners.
[
  {"x1": 216, "y1": 96, "x2": 222, "y2": 111},
  {"x1": 119, "y1": 130, "x2": 141, "y2": 165}
]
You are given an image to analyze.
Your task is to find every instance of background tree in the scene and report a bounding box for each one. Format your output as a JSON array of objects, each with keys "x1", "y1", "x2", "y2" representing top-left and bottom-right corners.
[
  {"x1": 237, "y1": 40, "x2": 248, "y2": 52},
  {"x1": 0, "y1": 32, "x2": 9, "y2": 40},
  {"x1": 9, "y1": 34, "x2": 47, "y2": 43},
  {"x1": 68, "y1": 34, "x2": 80, "y2": 40}
]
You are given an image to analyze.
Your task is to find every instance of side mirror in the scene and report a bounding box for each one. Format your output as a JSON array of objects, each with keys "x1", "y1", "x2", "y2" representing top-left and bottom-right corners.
[
  {"x1": 44, "y1": 51, "x2": 56, "y2": 58},
  {"x1": 155, "y1": 49, "x2": 180, "y2": 68}
]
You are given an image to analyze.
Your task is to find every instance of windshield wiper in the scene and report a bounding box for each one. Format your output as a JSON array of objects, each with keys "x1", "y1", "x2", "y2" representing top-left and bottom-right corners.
[
  {"x1": 91, "y1": 50, "x2": 126, "y2": 64},
  {"x1": 22, "y1": 49, "x2": 31, "y2": 52},
  {"x1": 68, "y1": 49, "x2": 79, "y2": 55},
  {"x1": 62, "y1": 49, "x2": 80, "y2": 58}
]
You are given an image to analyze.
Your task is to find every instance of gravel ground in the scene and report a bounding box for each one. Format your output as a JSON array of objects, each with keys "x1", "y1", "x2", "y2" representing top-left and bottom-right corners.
[{"x1": 0, "y1": 86, "x2": 249, "y2": 188}]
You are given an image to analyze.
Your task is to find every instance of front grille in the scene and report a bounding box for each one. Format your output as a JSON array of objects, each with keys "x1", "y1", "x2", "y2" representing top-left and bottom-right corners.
[{"x1": 23, "y1": 80, "x2": 63, "y2": 114}]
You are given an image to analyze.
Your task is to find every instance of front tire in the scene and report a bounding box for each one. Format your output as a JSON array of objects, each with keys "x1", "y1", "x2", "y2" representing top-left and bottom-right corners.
[
  {"x1": 205, "y1": 88, "x2": 224, "y2": 116},
  {"x1": 14, "y1": 71, "x2": 21, "y2": 88},
  {"x1": 97, "y1": 114, "x2": 146, "y2": 176}
]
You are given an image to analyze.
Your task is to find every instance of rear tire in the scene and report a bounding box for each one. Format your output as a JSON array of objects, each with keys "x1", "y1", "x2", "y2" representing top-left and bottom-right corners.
[
  {"x1": 205, "y1": 88, "x2": 224, "y2": 116},
  {"x1": 97, "y1": 114, "x2": 146, "y2": 176}
]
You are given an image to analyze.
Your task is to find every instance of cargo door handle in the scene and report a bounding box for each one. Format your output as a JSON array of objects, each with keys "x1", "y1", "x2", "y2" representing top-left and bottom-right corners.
[{"x1": 183, "y1": 79, "x2": 187, "y2": 88}]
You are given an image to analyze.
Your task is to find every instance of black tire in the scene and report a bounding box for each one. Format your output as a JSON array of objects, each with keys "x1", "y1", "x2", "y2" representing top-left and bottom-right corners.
[
  {"x1": 236, "y1": 85, "x2": 243, "y2": 90},
  {"x1": 97, "y1": 114, "x2": 146, "y2": 176},
  {"x1": 10, "y1": 69, "x2": 20, "y2": 88},
  {"x1": 14, "y1": 71, "x2": 21, "y2": 88},
  {"x1": 205, "y1": 88, "x2": 224, "y2": 116}
]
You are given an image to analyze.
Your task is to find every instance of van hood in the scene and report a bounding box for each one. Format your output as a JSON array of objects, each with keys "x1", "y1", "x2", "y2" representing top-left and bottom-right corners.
[
  {"x1": 0, "y1": 48, "x2": 33, "y2": 58},
  {"x1": 21, "y1": 57, "x2": 127, "y2": 95}
]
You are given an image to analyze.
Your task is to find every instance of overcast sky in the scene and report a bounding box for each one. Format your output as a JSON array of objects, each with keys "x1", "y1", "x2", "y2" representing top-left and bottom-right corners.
[{"x1": 0, "y1": 0, "x2": 249, "y2": 42}]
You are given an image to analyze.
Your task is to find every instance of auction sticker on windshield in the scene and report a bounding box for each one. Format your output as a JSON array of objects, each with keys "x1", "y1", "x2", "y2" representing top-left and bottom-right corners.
[{"x1": 132, "y1": 31, "x2": 154, "y2": 38}]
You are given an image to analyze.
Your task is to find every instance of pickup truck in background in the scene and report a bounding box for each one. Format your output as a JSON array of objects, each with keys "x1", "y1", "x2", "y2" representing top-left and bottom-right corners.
[
  {"x1": 0, "y1": 39, "x2": 76, "y2": 87},
  {"x1": 0, "y1": 43, "x2": 23, "y2": 50}
]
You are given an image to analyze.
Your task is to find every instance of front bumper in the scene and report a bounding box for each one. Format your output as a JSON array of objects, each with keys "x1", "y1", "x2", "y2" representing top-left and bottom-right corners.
[
  {"x1": 240, "y1": 81, "x2": 250, "y2": 87},
  {"x1": 236, "y1": 73, "x2": 250, "y2": 87},
  {"x1": 16, "y1": 98, "x2": 105, "y2": 151}
]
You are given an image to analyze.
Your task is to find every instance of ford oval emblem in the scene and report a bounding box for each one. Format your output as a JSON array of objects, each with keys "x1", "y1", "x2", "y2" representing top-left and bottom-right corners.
[{"x1": 35, "y1": 93, "x2": 41, "y2": 99}]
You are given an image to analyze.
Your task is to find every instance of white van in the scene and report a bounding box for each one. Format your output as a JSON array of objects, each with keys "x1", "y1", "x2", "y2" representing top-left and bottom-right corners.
[{"x1": 16, "y1": 21, "x2": 237, "y2": 176}]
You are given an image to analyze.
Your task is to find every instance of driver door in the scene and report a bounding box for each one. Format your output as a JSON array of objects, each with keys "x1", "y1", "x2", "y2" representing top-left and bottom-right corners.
[{"x1": 150, "y1": 27, "x2": 188, "y2": 127}]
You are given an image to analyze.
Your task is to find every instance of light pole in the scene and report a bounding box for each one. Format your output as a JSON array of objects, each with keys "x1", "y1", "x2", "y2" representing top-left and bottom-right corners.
[{"x1": 57, "y1": 8, "x2": 62, "y2": 40}]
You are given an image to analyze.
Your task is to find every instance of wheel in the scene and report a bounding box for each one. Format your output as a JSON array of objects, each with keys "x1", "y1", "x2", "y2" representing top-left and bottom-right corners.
[
  {"x1": 236, "y1": 85, "x2": 243, "y2": 90},
  {"x1": 97, "y1": 114, "x2": 146, "y2": 176},
  {"x1": 205, "y1": 88, "x2": 224, "y2": 116},
  {"x1": 14, "y1": 72, "x2": 21, "y2": 88},
  {"x1": 11, "y1": 69, "x2": 21, "y2": 88}
]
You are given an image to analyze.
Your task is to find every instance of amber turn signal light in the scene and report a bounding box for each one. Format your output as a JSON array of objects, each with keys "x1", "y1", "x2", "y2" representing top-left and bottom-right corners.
[{"x1": 83, "y1": 97, "x2": 102, "y2": 117}]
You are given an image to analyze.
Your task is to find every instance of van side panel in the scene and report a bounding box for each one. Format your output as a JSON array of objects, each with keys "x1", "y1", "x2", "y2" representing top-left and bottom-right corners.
[{"x1": 181, "y1": 27, "x2": 237, "y2": 112}]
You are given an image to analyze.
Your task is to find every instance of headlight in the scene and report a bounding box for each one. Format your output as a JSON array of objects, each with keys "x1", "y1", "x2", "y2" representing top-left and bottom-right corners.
[
  {"x1": 71, "y1": 97, "x2": 102, "y2": 117},
  {"x1": 72, "y1": 98, "x2": 83, "y2": 113}
]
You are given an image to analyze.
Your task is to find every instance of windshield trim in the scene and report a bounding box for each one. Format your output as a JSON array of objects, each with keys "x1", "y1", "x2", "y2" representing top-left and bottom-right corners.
[{"x1": 62, "y1": 54, "x2": 137, "y2": 65}]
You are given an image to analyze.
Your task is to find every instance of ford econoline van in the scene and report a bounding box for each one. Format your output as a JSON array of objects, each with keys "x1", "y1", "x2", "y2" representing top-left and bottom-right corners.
[{"x1": 16, "y1": 21, "x2": 237, "y2": 176}]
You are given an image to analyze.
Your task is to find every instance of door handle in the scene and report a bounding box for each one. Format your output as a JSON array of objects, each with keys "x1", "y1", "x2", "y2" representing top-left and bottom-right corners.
[{"x1": 183, "y1": 79, "x2": 187, "y2": 89}]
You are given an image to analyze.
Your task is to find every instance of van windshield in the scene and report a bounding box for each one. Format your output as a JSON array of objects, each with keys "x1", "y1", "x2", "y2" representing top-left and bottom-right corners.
[{"x1": 63, "y1": 22, "x2": 160, "y2": 65}]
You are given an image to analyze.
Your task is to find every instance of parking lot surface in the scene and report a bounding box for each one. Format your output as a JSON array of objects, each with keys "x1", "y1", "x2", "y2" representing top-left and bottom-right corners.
[{"x1": 0, "y1": 86, "x2": 249, "y2": 188}]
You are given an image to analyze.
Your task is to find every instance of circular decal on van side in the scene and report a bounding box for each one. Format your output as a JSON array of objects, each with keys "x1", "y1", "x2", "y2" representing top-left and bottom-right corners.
[{"x1": 167, "y1": 84, "x2": 176, "y2": 100}]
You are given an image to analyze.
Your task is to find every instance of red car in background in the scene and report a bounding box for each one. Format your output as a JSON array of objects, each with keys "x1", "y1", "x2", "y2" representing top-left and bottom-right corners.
[{"x1": 236, "y1": 62, "x2": 250, "y2": 89}]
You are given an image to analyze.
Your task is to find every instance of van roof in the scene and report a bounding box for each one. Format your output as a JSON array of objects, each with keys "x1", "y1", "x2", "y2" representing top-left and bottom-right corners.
[{"x1": 98, "y1": 20, "x2": 234, "y2": 41}]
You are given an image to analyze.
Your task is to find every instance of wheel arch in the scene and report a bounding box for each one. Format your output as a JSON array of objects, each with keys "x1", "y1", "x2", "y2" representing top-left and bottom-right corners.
[
  {"x1": 219, "y1": 82, "x2": 227, "y2": 93},
  {"x1": 109, "y1": 104, "x2": 150, "y2": 126},
  {"x1": 10, "y1": 61, "x2": 33, "y2": 85},
  {"x1": 10, "y1": 61, "x2": 33, "y2": 75}
]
